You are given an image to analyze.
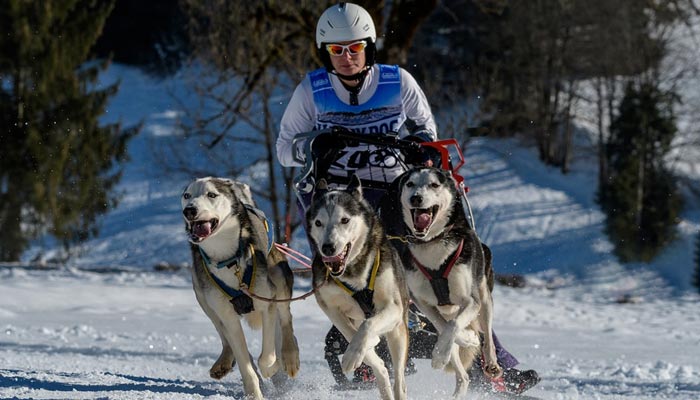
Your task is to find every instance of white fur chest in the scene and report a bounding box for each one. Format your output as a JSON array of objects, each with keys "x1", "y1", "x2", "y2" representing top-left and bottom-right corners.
[
  {"x1": 317, "y1": 283, "x2": 366, "y2": 324},
  {"x1": 406, "y1": 241, "x2": 475, "y2": 313},
  {"x1": 409, "y1": 240, "x2": 458, "y2": 270}
]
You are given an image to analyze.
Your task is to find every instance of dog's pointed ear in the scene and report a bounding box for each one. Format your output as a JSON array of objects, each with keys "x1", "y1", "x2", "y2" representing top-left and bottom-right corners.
[
  {"x1": 313, "y1": 178, "x2": 329, "y2": 202},
  {"x1": 233, "y1": 181, "x2": 255, "y2": 206},
  {"x1": 346, "y1": 174, "x2": 363, "y2": 200},
  {"x1": 430, "y1": 167, "x2": 452, "y2": 185},
  {"x1": 396, "y1": 170, "x2": 410, "y2": 193}
]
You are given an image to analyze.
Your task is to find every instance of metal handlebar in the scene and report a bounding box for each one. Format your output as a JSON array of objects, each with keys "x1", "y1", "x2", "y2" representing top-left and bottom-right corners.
[
  {"x1": 291, "y1": 127, "x2": 424, "y2": 196},
  {"x1": 292, "y1": 126, "x2": 420, "y2": 164}
]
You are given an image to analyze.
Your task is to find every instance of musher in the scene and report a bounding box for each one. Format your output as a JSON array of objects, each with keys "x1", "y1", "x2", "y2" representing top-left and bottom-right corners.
[{"x1": 275, "y1": 2, "x2": 540, "y2": 395}]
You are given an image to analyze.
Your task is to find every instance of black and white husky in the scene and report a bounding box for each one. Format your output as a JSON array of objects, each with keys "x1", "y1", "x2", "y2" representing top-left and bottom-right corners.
[
  {"x1": 392, "y1": 167, "x2": 502, "y2": 397},
  {"x1": 181, "y1": 177, "x2": 300, "y2": 400},
  {"x1": 306, "y1": 176, "x2": 409, "y2": 400}
]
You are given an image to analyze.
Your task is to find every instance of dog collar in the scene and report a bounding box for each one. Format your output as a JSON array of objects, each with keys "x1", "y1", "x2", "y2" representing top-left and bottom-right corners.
[
  {"x1": 201, "y1": 244, "x2": 257, "y2": 300},
  {"x1": 393, "y1": 223, "x2": 455, "y2": 244},
  {"x1": 199, "y1": 246, "x2": 245, "y2": 270}
]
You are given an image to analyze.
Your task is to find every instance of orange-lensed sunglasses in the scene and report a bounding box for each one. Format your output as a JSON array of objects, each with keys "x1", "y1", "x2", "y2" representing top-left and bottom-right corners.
[{"x1": 325, "y1": 40, "x2": 367, "y2": 56}]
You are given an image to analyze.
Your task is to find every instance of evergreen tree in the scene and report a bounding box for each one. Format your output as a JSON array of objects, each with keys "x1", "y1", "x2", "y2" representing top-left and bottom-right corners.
[
  {"x1": 599, "y1": 82, "x2": 682, "y2": 262},
  {"x1": 92, "y1": 0, "x2": 191, "y2": 76},
  {"x1": 0, "y1": 1, "x2": 138, "y2": 261}
]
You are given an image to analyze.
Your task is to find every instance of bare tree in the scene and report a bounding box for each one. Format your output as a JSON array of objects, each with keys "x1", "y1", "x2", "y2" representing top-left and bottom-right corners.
[{"x1": 165, "y1": 1, "x2": 434, "y2": 243}]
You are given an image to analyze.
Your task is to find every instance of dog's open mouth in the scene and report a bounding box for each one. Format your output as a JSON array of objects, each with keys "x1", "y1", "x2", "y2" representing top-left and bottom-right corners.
[
  {"x1": 411, "y1": 205, "x2": 439, "y2": 236},
  {"x1": 321, "y1": 243, "x2": 351, "y2": 277},
  {"x1": 188, "y1": 218, "x2": 219, "y2": 242}
]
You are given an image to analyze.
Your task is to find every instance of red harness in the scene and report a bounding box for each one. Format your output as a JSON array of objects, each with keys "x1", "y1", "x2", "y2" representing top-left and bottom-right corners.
[{"x1": 410, "y1": 239, "x2": 464, "y2": 305}]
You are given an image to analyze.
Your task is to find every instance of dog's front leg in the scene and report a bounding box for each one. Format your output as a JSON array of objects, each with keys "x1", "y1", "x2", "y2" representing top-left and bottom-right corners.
[
  {"x1": 432, "y1": 298, "x2": 481, "y2": 370},
  {"x1": 257, "y1": 300, "x2": 279, "y2": 378},
  {"x1": 342, "y1": 299, "x2": 403, "y2": 374},
  {"x1": 415, "y1": 301, "x2": 480, "y2": 349},
  {"x1": 331, "y1": 315, "x2": 396, "y2": 400},
  {"x1": 449, "y1": 346, "x2": 470, "y2": 398},
  {"x1": 477, "y1": 281, "x2": 501, "y2": 378},
  {"x1": 192, "y1": 277, "x2": 237, "y2": 380},
  {"x1": 363, "y1": 348, "x2": 396, "y2": 400},
  {"x1": 216, "y1": 306, "x2": 263, "y2": 399},
  {"x1": 210, "y1": 329, "x2": 235, "y2": 379},
  {"x1": 322, "y1": 308, "x2": 368, "y2": 375},
  {"x1": 276, "y1": 302, "x2": 300, "y2": 378}
]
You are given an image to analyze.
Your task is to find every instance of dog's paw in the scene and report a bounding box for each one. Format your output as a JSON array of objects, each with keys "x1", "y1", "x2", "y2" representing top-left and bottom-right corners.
[
  {"x1": 341, "y1": 346, "x2": 367, "y2": 374},
  {"x1": 209, "y1": 362, "x2": 233, "y2": 380},
  {"x1": 483, "y1": 362, "x2": 502, "y2": 379},
  {"x1": 455, "y1": 328, "x2": 480, "y2": 348},
  {"x1": 431, "y1": 346, "x2": 451, "y2": 370},
  {"x1": 258, "y1": 354, "x2": 279, "y2": 378},
  {"x1": 431, "y1": 331, "x2": 456, "y2": 370},
  {"x1": 281, "y1": 341, "x2": 300, "y2": 378}
]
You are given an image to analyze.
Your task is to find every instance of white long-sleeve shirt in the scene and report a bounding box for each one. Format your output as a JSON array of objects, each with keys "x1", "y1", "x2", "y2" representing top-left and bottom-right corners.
[{"x1": 276, "y1": 64, "x2": 437, "y2": 168}]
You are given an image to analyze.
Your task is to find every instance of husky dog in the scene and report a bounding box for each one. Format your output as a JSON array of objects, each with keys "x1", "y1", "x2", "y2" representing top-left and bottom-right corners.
[
  {"x1": 392, "y1": 167, "x2": 501, "y2": 397},
  {"x1": 306, "y1": 176, "x2": 409, "y2": 400},
  {"x1": 181, "y1": 177, "x2": 300, "y2": 400}
]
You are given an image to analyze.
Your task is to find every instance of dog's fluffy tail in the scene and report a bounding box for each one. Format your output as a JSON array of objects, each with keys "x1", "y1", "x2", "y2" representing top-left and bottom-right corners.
[
  {"x1": 443, "y1": 343, "x2": 480, "y2": 373},
  {"x1": 267, "y1": 246, "x2": 294, "y2": 296},
  {"x1": 245, "y1": 311, "x2": 263, "y2": 330}
]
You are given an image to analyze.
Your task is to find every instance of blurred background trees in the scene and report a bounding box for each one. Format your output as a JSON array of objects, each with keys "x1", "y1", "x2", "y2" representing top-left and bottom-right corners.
[
  {"x1": 0, "y1": 0, "x2": 698, "y2": 266},
  {"x1": 694, "y1": 232, "x2": 700, "y2": 292},
  {"x1": 91, "y1": 0, "x2": 192, "y2": 76},
  {"x1": 157, "y1": 0, "x2": 441, "y2": 242},
  {"x1": 0, "y1": 1, "x2": 139, "y2": 261},
  {"x1": 600, "y1": 82, "x2": 682, "y2": 262}
]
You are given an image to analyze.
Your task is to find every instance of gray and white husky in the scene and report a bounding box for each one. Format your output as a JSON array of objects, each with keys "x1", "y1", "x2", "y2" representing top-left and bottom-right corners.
[
  {"x1": 306, "y1": 176, "x2": 409, "y2": 400},
  {"x1": 393, "y1": 167, "x2": 501, "y2": 397},
  {"x1": 181, "y1": 177, "x2": 300, "y2": 400}
]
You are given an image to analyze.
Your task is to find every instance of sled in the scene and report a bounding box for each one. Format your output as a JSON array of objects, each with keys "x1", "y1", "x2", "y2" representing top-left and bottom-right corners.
[
  {"x1": 291, "y1": 126, "x2": 478, "y2": 231},
  {"x1": 288, "y1": 127, "x2": 542, "y2": 396}
]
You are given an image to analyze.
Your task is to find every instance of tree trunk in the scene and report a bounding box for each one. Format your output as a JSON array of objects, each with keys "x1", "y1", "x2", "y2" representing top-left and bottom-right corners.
[
  {"x1": 377, "y1": 0, "x2": 438, "y2": 64},
  {"x1": 561, "y1": 80, "x2": 576, "y2": 174},
  {"x1": 595, "y1": 77, "x2": 607, "y2": 189},
  {"x1": 0, "y1": 177, "x2": 28, "y2": 261}
]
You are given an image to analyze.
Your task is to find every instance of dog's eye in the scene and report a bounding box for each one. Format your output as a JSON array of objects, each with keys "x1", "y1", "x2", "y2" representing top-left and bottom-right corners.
[
  {"x1": 430, "y1": 182, "x2": 440, "y2": 188},
  {"x1": 183, "y1": 193, "x2": 191, "y2": 200},
  {"x1": 314, "y1": 220, "x2": 322, "y2": 227},
  {"x1": 406, "y1": 182, "x2": 415, "y2": 188},
  {"x1": 340, "y1": 217, "x2": 350, "y2": 224},
  {"x1": 207, "y1": 192, "x2": 218, "y2": 199}
]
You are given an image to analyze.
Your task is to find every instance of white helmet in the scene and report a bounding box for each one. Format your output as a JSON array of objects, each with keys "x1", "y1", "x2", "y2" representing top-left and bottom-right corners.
[{"x1": 315, "y1": 3, "x2": 376, "y2": 49}]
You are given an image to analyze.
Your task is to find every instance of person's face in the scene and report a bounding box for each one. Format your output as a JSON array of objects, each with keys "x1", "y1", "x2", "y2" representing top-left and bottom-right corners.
[{"x1": 327, "y1": 40, "x2": 367, "y2": 77}]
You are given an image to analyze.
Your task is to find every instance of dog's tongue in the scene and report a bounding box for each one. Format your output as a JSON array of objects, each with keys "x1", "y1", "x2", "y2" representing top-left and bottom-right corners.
[
  {"x1": 414, "y1": 211, "x2": 432, "y2": 231},
  {"x1": 192, "y1": 221, "x2": 212, "y2": 238},
  {"x1": 322, "y1": 255, "x2": 344, "y2": 273}
]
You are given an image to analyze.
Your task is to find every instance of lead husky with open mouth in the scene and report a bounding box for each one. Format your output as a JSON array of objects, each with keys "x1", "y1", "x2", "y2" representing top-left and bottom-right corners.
[
  {"x1": 181, "y1": 177, "x2": 300, "y2": 400},
  {"x1": 306, "y1": 176, "x2": 409, "y2": 400},
  {"x1": 394, "y1": 167, "x2": 501, "y2": 397}
]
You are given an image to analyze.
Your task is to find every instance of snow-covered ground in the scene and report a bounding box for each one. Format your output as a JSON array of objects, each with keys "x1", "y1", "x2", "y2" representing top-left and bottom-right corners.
[{"x1": 1, "y1": 65, "x2": 699, "y2": 399}]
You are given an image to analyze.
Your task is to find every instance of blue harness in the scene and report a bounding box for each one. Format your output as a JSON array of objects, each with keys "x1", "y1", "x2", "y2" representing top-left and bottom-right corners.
[{"x1": 198, "y1": 205, "x2": 274, "y2": 313}]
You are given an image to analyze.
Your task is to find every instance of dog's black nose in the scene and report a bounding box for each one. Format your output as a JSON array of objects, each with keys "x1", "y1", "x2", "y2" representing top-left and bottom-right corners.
[
  {"x1": 183, "y1": 206, "x2": 198, "y2": 220},
  {"x1": 321, "y1": 243, "x2": 336, "y2": 256},
  {"x1": 410, "y1": 194, "x2": 423, "y2": 207}
]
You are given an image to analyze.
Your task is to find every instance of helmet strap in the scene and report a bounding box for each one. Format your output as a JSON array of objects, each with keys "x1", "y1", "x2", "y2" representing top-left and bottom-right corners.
[{"x1": 331, "y1": 65, "x2": 370, "y2": 84}]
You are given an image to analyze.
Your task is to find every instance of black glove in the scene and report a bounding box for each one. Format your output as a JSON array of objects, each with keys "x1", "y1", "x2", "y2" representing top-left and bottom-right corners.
[
  {"x1": 311, "y1": 132, "x2": 345, "y2": 162},
  {"x1": 403, "y1": 134, "x2": 441, "y2": 166}
]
